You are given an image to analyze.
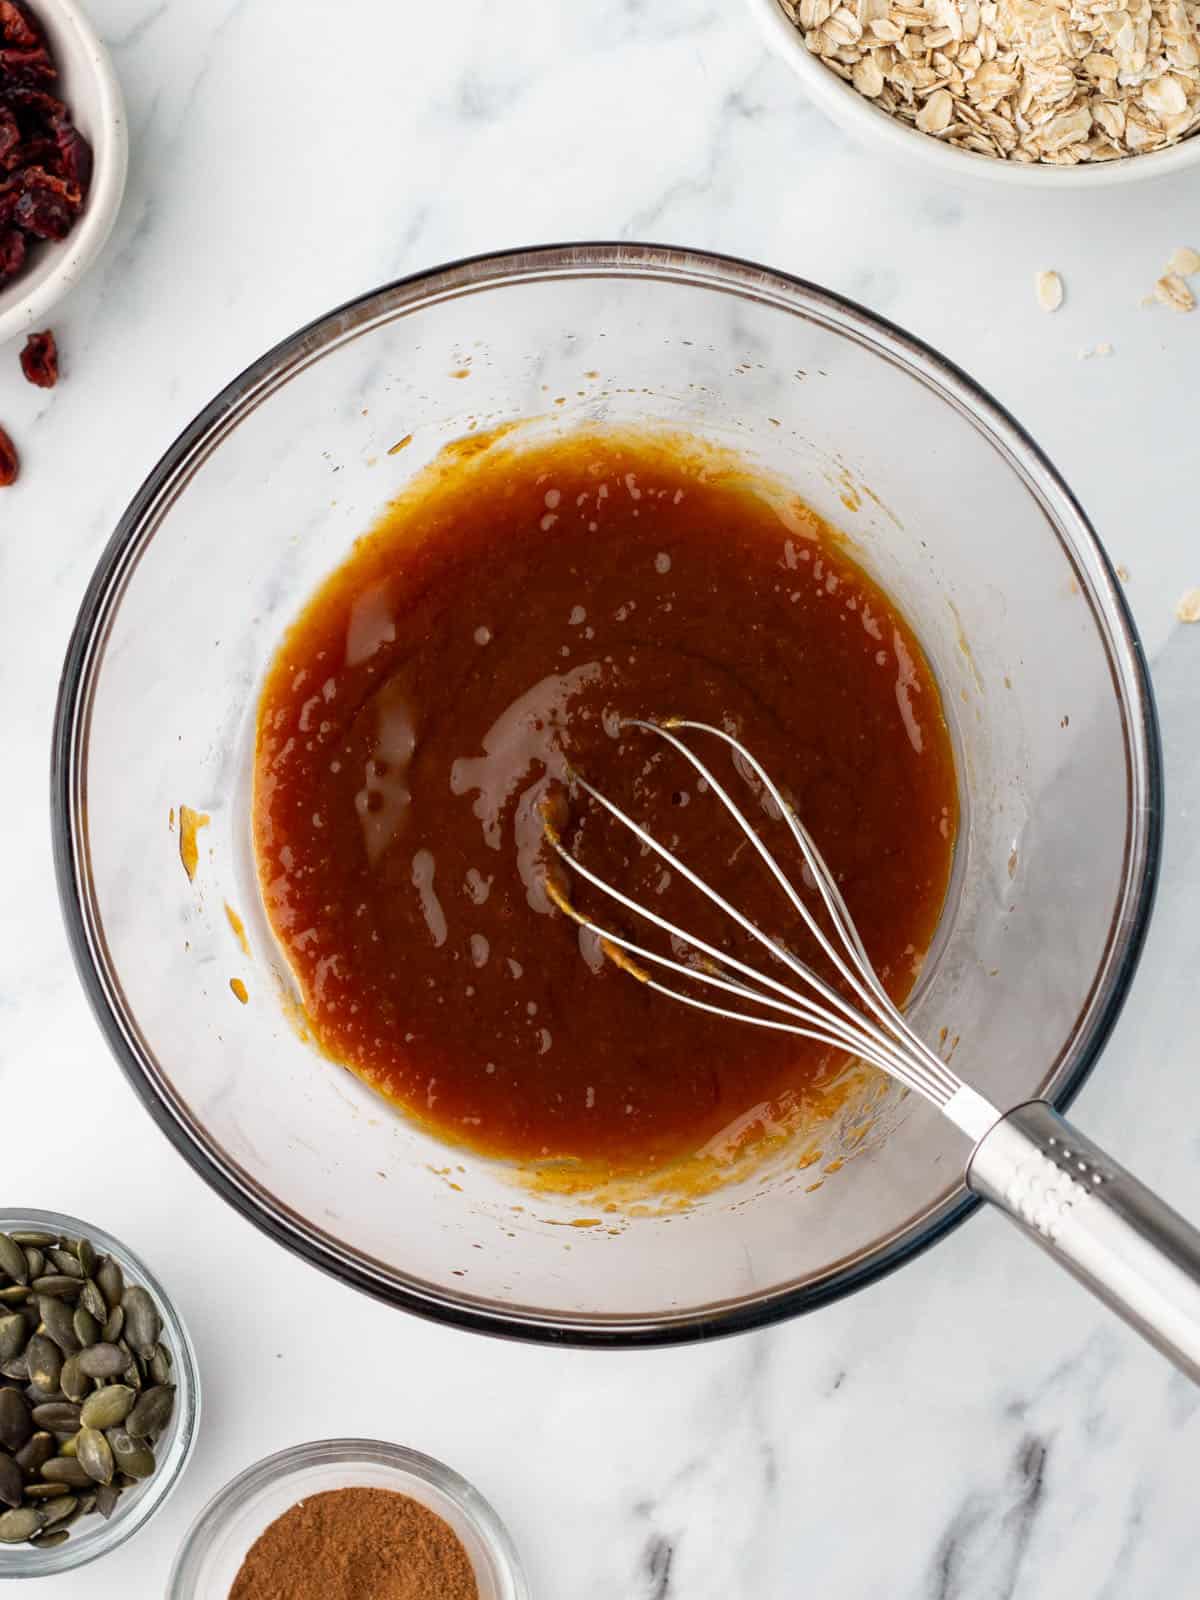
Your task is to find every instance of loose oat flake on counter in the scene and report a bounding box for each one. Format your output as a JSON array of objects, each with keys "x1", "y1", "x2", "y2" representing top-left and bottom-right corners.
[
  {"x1": 1166, "y1": 244, "x2": 1200, "y2": 274},
  {"x1": 1036, "y1": 268, "x2": 1064, "y2": 309},
  {"x1": 778, "y1": 0, "x2": 1200, "y2": 163},
  {"x1": 1155, "y1": 271, "x2": 1196, "y2": 308}
]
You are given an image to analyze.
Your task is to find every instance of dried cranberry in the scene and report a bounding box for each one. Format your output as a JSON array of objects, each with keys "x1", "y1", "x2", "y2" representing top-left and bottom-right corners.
[
  {"x1": 0, "y1": 7, "x2": 89, "y2": 291},
  {"x1": 0, "y1": 46, "x2": 53, "y2": 85},
  {"x1": 0, "y1": 425, "x2": 18, "y2": 488},
  {"x1": 12, "y1": 165, "x2": 79, "y2": 238},
  {"x1": 0, "y1": 223, "x2": 23, "y2": 281},
  {"x1": 0, "y1": 103, "x2": 17, "y2": 162},
  {"x1": 4, "y1": 85, "x2": 66, "y2": 122},
  {"x1": 19, "y1": 328, "x2": 55, "y2": 387},
  {"x1": 0, "y1": 1, "x2": 43, "y2": 51},
  {"x1": 53, "y1": 120, "x2": 90, "y2": 188},
  {"x1": 3, "y1": 135, "x2": 57, "y2": 172}
]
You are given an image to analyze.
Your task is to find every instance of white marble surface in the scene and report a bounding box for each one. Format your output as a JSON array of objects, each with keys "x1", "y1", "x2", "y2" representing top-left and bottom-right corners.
[{"x1": 2, "y1": 0, "x2": 1199, "y2": 1594}]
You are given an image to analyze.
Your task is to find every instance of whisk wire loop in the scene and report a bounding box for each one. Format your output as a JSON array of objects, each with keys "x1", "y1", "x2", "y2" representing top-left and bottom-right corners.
[{"x1": 543, "y1": 720, "x2": 974, "y2": 1116}]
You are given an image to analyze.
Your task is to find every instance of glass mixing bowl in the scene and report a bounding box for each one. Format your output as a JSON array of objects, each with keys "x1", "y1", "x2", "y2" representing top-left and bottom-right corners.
[{"x1": 53, "y1": 245, "x2": 1161, "y2": 1346}]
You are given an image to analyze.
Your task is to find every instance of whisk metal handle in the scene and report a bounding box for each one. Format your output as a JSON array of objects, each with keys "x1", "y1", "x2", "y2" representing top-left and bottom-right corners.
[{"x1": 967, "y1": 1100, "x2": 1200, "y2": 1382}]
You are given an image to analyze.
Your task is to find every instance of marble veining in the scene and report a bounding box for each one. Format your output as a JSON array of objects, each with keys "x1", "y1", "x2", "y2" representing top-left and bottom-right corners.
[{"x1": 2, "y1": 0, "x2": 1199, "y2": 1596}]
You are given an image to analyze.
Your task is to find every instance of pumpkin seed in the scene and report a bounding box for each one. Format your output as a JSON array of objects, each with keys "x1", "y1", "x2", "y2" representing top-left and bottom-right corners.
[
  {"x1": 76, "y1": 1344, "x2": 127, "y2": 1381},
  {"x1": 0, "y1": 1390, "x2": 31, "y2": 1451},
  {"x1": 0, "y1": 1452, "x2": 22, "y2": 1507},
  {"x1": 13, "y1": 1432, "x2": 53, "y2": 1475},
  {"x1": 125, "y1": 1383, "x2": 174, "y2": 1439},
  {"x1": 121, "y1": 1288, "x2": 161, "y2": 1361},
  {"x1": 107, "y1": 1429, "x2": 154, "y2": 1479},
  {"x1": 96, "y1": 1258, "x2": 123, "y2": 1313},
  {"x1": 0, "y1": 1315, "x2": 25, "y2": 1364},
  {"x1": 29, "y1": 1402, "x2": 80, "y2": 1433},
  {"x1": 32, "y1": 1526, "x2": 69, "y2": 1548},
  {"x1": 72, "y1": 1308, "x2": 99, "y2": 1350},
  {"x1": 25, "y1": 1335, "x2": 62, "y2": 1395},
  {"x1": 0, "y1": 1235, "x2": 29, "y2": 1285},
  {"x1": 81, "y1": 1385, "x2": 135, "y2": 1431},
  {"x1": 38, "y1": 1295, "x2": 80, "y2": 1354},
  {"x1": 0, "y1": 1506, "x2": 42, "y2": 1542},
  {"x1": 0, "y1": 1234, "x2": 177, "y2": 1544},
  {"x1": 94, "y1": 1482, "x2": 120, "y2": 1519},
  {"x1": 79, "y1": 1279, "x2": 107, "y2": 1323},
  {"x1": 59, "y1": 1356, "x2": 89, "y2": 1405},
  {"x1": 30, "y1": 1276, "x2": 81, "y2": 1301},
  {"x1": 46, "y1": 1251, "x2": 83, "y2": 1281},
  {"x1": 75, "y1": 1427, "x2": 113, "y2": 1485},
  {"x1": 42, "y1": 1495, "x2": 80, "y2": 1529},
  {"x1": 39, "y1": 1457, "x2": 91, "y2": 1488}
]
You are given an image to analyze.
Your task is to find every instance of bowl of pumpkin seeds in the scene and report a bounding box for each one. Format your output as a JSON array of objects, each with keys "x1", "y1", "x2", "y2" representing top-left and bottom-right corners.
[{"x1": 0, "y1": 1209, "x2": 199, "y2": 1576}]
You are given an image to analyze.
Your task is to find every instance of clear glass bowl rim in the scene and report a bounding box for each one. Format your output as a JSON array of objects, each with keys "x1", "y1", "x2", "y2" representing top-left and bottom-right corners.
[
  {"x1": 50, "y1": 241, "x2": 1164, "y2": 1348},
  {"x1": 0, "y1": 1208, "x2": 201, "y2": 1578},
  {"x1": 166, "y1": 1437, "x2": 529, "y2": 1599}
]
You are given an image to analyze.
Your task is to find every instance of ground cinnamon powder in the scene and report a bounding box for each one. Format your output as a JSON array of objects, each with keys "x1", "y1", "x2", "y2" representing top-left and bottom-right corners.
[{"x1": 228, "y1": 1486, "x2": 480, "y2": 1600}]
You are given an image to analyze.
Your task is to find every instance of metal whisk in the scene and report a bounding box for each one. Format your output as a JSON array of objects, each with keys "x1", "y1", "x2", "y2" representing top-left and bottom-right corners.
[{"x1": 543, "y1": 718, "x2": 1200, "y2": 1382}]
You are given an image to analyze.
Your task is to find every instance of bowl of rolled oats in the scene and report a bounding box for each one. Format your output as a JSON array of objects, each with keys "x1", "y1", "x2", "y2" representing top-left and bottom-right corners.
[{"x1": 748, "y1": 0, "x2": 1200, "y2": 181}]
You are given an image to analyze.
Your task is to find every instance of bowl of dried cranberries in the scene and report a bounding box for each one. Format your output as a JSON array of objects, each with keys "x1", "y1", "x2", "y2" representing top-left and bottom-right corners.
[{"x1": 0, "y1": 0, "x2": 127, "y2": 345}]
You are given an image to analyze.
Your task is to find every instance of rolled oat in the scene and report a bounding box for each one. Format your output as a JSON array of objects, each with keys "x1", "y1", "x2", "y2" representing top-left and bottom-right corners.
[
  {"x1": 776, "y1": 0, "x2": 1200, "y2": 163},
  {"x1": 1155, "y1": 272, "x2": 1197, "y2": 309},
  {"x1": 1166, "y1": 244, "x2": 1200, "y2": 274},
  {"x1": 1036, "y1": 269, "x2": 1065, "y2": 309}
]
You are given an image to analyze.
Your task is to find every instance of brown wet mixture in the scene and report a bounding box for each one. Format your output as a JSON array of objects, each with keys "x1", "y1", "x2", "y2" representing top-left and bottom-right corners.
[{"x1": 253, "y1": 431, "x2": 957, "y2": 1173}]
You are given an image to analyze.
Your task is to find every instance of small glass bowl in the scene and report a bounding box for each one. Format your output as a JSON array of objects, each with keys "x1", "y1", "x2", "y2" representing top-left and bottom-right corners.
[
  {"x1": 168, "y1": 1439, "x2": 528, "y2": 1599},
  {"x1": 0, "y1": 1208, "x2": 200, "y2": 1579}
]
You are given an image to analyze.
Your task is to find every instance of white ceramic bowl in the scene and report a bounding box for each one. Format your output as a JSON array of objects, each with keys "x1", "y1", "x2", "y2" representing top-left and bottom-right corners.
[
  {"x1": 0, "y1": 0, "x2": 128, "y2": 345},
  {"x1": 747, "y1": 0, "x2": 1200, "y2": 187}
]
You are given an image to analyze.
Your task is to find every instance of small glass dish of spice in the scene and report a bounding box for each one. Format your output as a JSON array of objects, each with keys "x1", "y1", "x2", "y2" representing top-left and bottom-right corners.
[
  {"x1": 0, "y1": 1208, "x2": 200, "y2": 1577},
  {"x1": 168, "y1": 1438, "x2": 528, "y2": 1600}
]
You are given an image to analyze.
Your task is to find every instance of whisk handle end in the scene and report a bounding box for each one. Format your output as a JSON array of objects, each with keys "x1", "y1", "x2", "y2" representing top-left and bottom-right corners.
[{"x1": 967, "y1": 1100, "x2": 1200, "y2": 1383}]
